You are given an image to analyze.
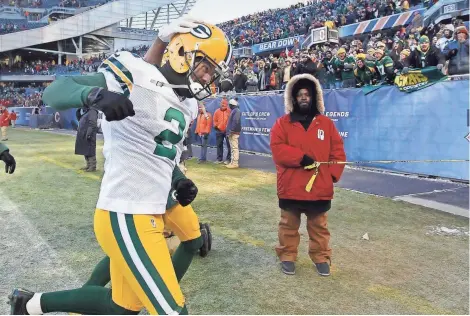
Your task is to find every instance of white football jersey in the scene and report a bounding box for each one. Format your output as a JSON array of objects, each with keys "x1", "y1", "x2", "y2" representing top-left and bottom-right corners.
[
  {"x1": 96, "y1": 51, "x2": 195, "y2": 215},
  {"x1": 184, "y1": 98, "x2": 199, "y2": 122}
]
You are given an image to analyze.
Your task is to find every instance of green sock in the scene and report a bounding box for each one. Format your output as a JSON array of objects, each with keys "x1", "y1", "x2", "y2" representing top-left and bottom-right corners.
[
  {"x1": 172, "y1": 236, "x2": 203, "y2": 281},
  {"x1": 41, "y1": 286, "x2": 139, "y2": 315},
  {"x1": 180, "y1": 304, "x2": 189, "y2": 315},
  {"x1": 83, "y1": 256, "x2": 111, "y2": 287}
]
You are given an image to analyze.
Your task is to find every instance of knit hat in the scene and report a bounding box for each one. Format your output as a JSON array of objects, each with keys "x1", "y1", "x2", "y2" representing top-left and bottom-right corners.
[
  {"x1": 419, "y1": 35, "x2": 430, "y2": 44},
  {"x1": 356, "y1": 53, "x2": 366, "y2": 60},
  {"x1": 367, "y1": 48, "x2": 376, "y2": 55},
  {"x1": 456, "y1": 26, "x2": 468, "y2": 36},
  {"x1": 337, "y1": 47, "x2": 346, "y2": 55},
  {"x1": 400, "y1": 49, "x2": 411, "y2": 57},
  {"x1": 376, "y1": 41, "x2": 386, "y2": 48}
]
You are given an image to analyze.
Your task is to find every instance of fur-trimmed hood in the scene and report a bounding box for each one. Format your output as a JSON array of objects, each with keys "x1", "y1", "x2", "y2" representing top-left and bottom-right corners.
[{"x1": 284, "y1": 73, "x2": 325, "y2": 115}]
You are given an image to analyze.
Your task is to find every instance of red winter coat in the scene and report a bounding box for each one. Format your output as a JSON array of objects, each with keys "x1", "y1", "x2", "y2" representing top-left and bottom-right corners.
[
  {"x1": 270, "y1": 73, "x2": 346, "y2": 201},
  {"x1": 0, "y1": 109, "x2": 10, "y2": 127}
]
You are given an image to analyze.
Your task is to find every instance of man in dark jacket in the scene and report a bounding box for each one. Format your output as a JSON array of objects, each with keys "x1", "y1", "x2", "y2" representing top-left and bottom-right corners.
[
  {"x1": 270, "y1": 73, "x2": 346, "y2": 276},
  {"x1": 233, "y1": 68, "x2": 247, "y2": 93},
  {"x1": 408, "y1": 35, "x2": 445, "y2": 70},
  {"x1": 75, "y1": 107, "x2": 99, "y2": 172},
  {"x1": 296, "y1": 53, "x2": 318, "y2": 76},
  {"x1": 226, "y1": 98, "x2": 241, "y2": 169},
  {"x1": 443, "y1": 26, "x2": 469, "y2": 75},
  {"x1": 354, "y1": 54, "x2": 378, "y2": 86}
]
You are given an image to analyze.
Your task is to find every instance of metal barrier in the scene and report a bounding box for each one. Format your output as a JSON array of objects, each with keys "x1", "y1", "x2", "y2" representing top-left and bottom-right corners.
[{"x1": 213, "y1": 76, "x2": 469, "y2": 98}]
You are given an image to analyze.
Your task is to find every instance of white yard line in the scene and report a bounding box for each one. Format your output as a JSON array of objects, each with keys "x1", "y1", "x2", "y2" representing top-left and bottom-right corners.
[
  {"x1": 393, "y1": 196, "x2": 469, "y2": 218},
  {"x1": 0, "y1": 189, "x2": 81, "y2": 314},
  {"x1": 394, "y1": 187, "x2": 468, "y2": 198}
]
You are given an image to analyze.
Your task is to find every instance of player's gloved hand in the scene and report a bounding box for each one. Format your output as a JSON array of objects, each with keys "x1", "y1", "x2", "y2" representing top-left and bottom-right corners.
[
  {"x1": 158, "y1": 16, "x2": 202, "y2": 43},
  {"x1": 436, "y1": 64, "x2": 444, "y2": 72},
  {"x1": 300, "y1": 155, "x2": 315, "y2": 167},
  {"x1": 86, "y1": 87, "x2": 135, "y2": 122},
  {"x1": 174, "y1": 179, "x2": 198, "y2": 206},
  {"x1": 401, "y1": 67, "x2": 409, "y2": 74},
  {"x1": 0, "y1": 149, "x2": 16, "y2": 174}
]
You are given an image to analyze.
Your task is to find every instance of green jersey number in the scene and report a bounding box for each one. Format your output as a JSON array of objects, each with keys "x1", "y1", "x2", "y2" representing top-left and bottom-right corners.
[{"x1": 154, "y1": 108, "x2": 186, "y2": 160}]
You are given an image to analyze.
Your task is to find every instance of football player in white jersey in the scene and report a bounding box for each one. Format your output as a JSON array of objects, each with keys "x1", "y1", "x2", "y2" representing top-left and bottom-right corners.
[{"x1": 9, "y1": 18, "x2": 232, "y2": 315}]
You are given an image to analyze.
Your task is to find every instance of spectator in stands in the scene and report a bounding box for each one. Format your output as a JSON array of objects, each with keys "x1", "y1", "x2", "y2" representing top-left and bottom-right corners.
[
  {"x1": 9, "y1": 110, "x2": 17, "y2": 128},
  {"x1": 270, "y1": 73, "x2": 345, "y2": 276},
  {"x1": 219, "y1": 72, "x2": 234, "y2": 93},
  {"x1": 233, "y1": 68, "x2": 247, "y2": 93},
  {"x1": 394, "y1": 49, "x2": 411, "y2": 72},
  {"x1": 195, "y1": 103, "x2": 212, "y2": 164},
  {"x1": 268, "y1": 63, "x2": 282, "y2": 91},
  {"x1": 444, "y1": 26, "x2": 469, "y2": 75},
  {"x1": 245, "y1": 69, "x2": 259, "y2": 92},
  {"x1": 213, "y1": 97, "x2": 231, "y2": 164},
  {"x1": 296, "y1": 53, "x2": 318, "y2": 76},
  {"x1": 0, "y1": 107, "x2": 10, "y2": 141},
  {"x1": 436, "y1": 25, "x2": 455, "y2": 52},
  {"x1": 389, "y1": 40, "x2": 404, "y2": 63},
  {"x1": 75, "y1": 107, "x2": 98, "y2": 172},
  {"x1": 322, "y1": 51, "x2": 336, "y2": 89},
  {"x1": 354, "y1": 54, "x2": 378, "y2": 87},
  {"x1": 374, "y1": 48, "x2": 396, "y2": 84},
  {"x1": 226, "y1": 98, "x2": 241, "y2": 169},
  {"x1": 408, "y1": 35, "x2": 445, "y2": 71},
  {"x1": 334, "y1": 48, "x2": 355, "y2": 88},
  {"x1": 365, "y1": 48, "x2": 376, "y2": 68},
  {"x1": 258, "y1": 60, "x2": 268, "y2": 91},
  {"x1": 281, "y1": 59, "x2": 292, "y2": 89}
]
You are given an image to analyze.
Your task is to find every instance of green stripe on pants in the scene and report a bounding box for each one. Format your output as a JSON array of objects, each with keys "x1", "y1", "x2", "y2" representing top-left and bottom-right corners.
[
  {"x1": 125, "y1": 214, "x2": 182, "y2": 313},
  {"x1": 109, "y1": 212, "x2": 166, "y2": 315}
]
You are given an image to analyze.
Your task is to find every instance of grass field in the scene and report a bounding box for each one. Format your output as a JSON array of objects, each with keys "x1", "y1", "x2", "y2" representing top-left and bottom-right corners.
[{"x1": 0, "y1": 128, "x2": 468, "y2": 315}]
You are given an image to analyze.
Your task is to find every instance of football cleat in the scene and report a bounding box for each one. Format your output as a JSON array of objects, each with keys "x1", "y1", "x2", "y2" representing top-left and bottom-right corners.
[
  {"x1": 206, "y1": 223, "x2": 212, "y2": 251},
  {"x1": 8, "y1": 288, "x2": 34, "y2": 315},
  {"x1": 199, "y1": 223, "x2": 212, "y2": 257}
]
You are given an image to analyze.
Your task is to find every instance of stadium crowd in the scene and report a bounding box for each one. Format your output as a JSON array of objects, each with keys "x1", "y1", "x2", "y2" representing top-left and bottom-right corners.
[
  {"x1": 0, "y1": 0, "x2": 467, "y2": 102},
  {"x1": 0, "y1": 0, "x2": 108, "y2": 8},
  {"x1": 218, "y1": 0, "x2": 421, "y2": 48},
  {"x1": 217, "y1": 17, "x2": 469, "y2": 93},
  {"x1": 0, "y1": 82, "x2": 46, "y2": 108},
  {"x1": 0, "y1": 44, "x2": 149, "y2": 75}
]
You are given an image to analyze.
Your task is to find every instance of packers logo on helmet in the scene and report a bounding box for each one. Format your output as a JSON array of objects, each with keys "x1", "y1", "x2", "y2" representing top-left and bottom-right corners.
[
  {"x1": 165, "y1": 22, "x2": 232, "y2": 100},
  {"x1": 190, "y1": 24, "x2": 212, "y2": 39}
]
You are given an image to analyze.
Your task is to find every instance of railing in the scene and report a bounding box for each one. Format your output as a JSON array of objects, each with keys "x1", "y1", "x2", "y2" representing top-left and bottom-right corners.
[{"x1": 213, "y1": 75, "x2": 469, "y2": 97}]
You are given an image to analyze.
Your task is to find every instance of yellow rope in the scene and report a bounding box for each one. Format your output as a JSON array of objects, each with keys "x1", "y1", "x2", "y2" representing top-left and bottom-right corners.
[
  {"x1": 303, "y1": 159, "x2": 469, "y2": 192},
  {"x1": 305, "y1": 162, "x2": 320, "y2": 192}
]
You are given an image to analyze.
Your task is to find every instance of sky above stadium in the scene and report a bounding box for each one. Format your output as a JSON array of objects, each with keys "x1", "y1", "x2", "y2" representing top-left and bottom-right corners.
[{"x1": 189, "y1": 0, "x2": 302, "y2": 24}]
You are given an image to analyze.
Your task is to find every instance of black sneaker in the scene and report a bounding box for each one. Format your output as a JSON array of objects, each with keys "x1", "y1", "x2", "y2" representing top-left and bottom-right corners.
[
  {"x1": 281, "y1": 261, "x2": 295, "y2": 275},
  {"x1": 8, "y1": 288, "x2": 34, "y2": 315},
  {"x1": 199, "y1": 223, "x2": 210, "y2": 258},
  {"x1": 315, "y1": 262, "x2": 331, "y2": 276}
]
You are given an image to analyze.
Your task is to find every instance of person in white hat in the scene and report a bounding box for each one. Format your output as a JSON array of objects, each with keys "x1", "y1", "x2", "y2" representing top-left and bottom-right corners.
[{"x1": 226, "y1": 98, "x2": 241, "y2": 168}]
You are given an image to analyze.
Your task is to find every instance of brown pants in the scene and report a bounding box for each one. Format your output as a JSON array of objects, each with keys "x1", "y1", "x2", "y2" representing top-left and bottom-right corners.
[
  {"x1": 1, "y1": 126, "x2": 7, "y2": 140},
  {"x1": 228, "y1": 133, "x2": 239, "y2": 166},
  {"x1": 275, "y1": 209, "x2": 331, "y2": 263}
]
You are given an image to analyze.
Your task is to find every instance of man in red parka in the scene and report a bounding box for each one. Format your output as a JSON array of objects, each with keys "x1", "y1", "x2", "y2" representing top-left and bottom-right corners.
[
  {"x1": 0, "y1": 106, "x2": 10, "y2": 141},
  {"x1": 270, "y1": 73, "x2": 346, "y2": 276}
]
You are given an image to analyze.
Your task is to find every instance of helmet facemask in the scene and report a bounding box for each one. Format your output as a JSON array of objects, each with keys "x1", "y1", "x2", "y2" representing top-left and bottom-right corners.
[{"x1": 184, "y1": 48, "x2": 229, "y2": 101}]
